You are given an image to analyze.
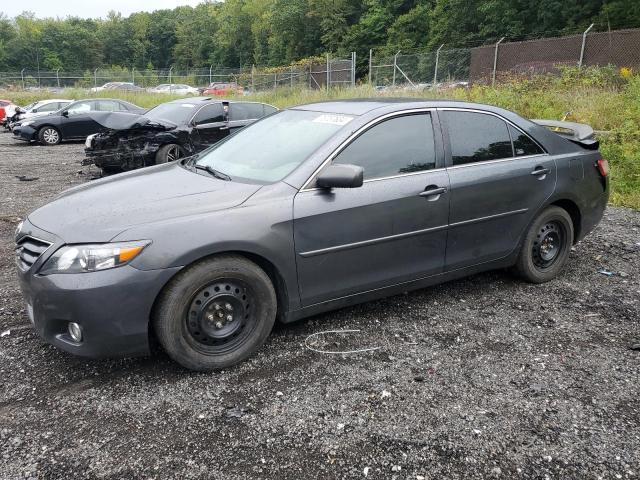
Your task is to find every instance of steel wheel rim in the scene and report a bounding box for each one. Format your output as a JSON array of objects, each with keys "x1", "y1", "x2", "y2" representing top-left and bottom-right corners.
[
  {"x1": 43, "y1": 128, "x2": 59, "y2": 144},
  {"x1": 184, "y1": 280, "x2": 255, "y2": 355},
  {"x1": 532, "y1": 221, "x2": 565, "y2": 270},
  {"x1": 167, "y1": 145, "x2": 183, "y2": 162}
]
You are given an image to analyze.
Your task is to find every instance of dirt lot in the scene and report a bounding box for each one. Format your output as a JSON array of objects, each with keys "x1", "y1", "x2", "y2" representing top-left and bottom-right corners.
[{"x1": 0, "y1": 131, "x2": 638, "y2": 480}]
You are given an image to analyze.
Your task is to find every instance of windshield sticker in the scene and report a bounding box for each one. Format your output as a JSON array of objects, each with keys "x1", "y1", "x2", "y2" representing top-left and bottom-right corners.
[{"x1": 312, "y1": 114, "x2": 353, "y2": 126}]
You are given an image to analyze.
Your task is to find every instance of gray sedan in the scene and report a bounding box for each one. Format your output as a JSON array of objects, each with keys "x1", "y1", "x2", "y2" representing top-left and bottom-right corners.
[{"x1": 15, "y1": 99, "x2": 609, "y2": 371}]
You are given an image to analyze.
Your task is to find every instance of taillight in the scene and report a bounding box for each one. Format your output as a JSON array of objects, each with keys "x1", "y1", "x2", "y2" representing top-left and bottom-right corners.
[{"x1": 596, "y1": 159, "x2": 609, "y2": 177}]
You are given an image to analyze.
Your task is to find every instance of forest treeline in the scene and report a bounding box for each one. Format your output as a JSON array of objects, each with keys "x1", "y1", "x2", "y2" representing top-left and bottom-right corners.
[{"x1": 1, "y1": 0, "x2": 639, "y2": 72}]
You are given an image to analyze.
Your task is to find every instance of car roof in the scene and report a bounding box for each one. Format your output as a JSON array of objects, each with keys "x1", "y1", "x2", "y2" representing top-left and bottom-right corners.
[
  {"x1": 290, "y1": 98, "x2": 510, "y2": 116},
  {"x1": 163, "y1": 97, "x2": 250, "y2": 105}
]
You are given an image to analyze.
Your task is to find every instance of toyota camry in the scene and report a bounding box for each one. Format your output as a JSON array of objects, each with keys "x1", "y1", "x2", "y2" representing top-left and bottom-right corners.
[{"x1": 15, "y1": 99, "x2": 609, "y2": 371}]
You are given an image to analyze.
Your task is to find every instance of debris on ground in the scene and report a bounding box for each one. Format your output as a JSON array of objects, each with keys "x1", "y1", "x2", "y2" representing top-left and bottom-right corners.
[{"x1": 15, "y1": 175, "x2": 38, "y2": 182}]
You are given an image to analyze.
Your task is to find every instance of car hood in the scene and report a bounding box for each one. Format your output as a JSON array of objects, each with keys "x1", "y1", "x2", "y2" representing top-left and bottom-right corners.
[
  {"x1": 28, "y1": 162, "x2": 262, "y2": 243},
  {"x1": 89, "y1": 112, "x2": 177, "y2": 131}
]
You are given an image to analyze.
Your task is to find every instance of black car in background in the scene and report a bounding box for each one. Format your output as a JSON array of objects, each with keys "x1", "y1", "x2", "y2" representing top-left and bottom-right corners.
[
  {"x1": 85, "y1": 97, "x2": 277, "y2": 173},
  {"x1": 13, "y1": 99, "x2": 145, "y2": 145}
]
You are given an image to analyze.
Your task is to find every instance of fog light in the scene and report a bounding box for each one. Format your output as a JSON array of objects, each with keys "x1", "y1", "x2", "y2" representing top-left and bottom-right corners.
[{"x1": 68, "y1": 322, "x2": 83, "y2": 342}]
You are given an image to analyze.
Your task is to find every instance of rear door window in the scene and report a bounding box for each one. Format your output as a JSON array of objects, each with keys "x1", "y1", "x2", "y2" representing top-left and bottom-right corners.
[
  {"x1": 38, "y1": 103, "x2": 60, "y2": 112},
  {"x1": 333, "y1": 113, "x2": 437, "y2": 180},
  {"x1": 229, "y1": 103, "x2": 264, "y2": 121},
  {"x1": 442, "y1": 111, "x2": 514, "y2": 166}
]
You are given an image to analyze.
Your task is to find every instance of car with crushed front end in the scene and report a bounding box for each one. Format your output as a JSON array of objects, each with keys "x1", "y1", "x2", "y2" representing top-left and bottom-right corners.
[
  {"x1": 13, "y1": 98, "x2": 145, "y2": 145},
  {"x1": 15, "y1": 99, "x2": 609, "y2": 371},
  {"x1": 84, "y1": 97, "x2": 277, "y2": 173}
]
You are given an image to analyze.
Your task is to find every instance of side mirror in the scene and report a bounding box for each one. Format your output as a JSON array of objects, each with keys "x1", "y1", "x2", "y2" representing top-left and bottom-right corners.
[
  {"x1": 316, "y1": 164, "x2": 364, "y2": 189},
  {"x1": 61, "y1": 110, "x2": 69, "y2": 117}
]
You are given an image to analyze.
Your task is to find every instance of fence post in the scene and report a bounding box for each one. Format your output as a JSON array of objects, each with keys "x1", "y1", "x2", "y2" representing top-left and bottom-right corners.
[
  {"x1": 433, "y1": 44, "x2": 445, "y2": 90},
  {"x1": 251, "y1": 65, "x2": 255, "y2": 92},
  {"x1": 392, "y1": 51, "x2": 400, "y2": 86},
  {"x1": 326, "y1": 54, "x2": 330, "y2": 91},
  {"x1": 351, "y1": 51, "x2": 356, "y2": 87},
  {"x1": 274, "y1": 72, "x2": 277, "y2": 90},
  {"x1": 94, "y1": 68, "x2": 98, "y2": 88},
  {"x1": 492, "y1": 37, "x2": 505, "y2": 87},
  {"x1": 132, "y1": 67, "x2": 135, "y2": 85},
  {"x1": 168, "y1": 66, "x2": 173, "y2": 92},
  {"x1": 368, "y1": 49, "x2": 373, "y2": 84},
  {"x1": 21, "y1": 68, "x2": 25, "y2": 90},
  {"x1": 579, "y1": 23, "x2": 595, "y2": 67},
  {"x1": 291, "y1": 66, "x2": 294, "y2": 88}
]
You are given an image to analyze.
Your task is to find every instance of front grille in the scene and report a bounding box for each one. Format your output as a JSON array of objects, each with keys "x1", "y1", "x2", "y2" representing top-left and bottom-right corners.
[{"x1": 15, "y1": 236, "x2": 52, "y2": 271}]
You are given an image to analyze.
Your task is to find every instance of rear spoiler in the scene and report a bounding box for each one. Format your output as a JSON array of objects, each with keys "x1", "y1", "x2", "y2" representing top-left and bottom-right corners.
[{"x1": 531, "y1": 119, "x2": 599, "y2": 150}]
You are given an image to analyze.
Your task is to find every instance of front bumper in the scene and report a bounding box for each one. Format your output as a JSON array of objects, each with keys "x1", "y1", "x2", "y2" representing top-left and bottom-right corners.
[
  {"x1": 16, "y1": 221, "x2": 182, "y2": 358},
  {"x1": 13, "y1": 125, "x2": 36, "y2": 141},
  {"x1": 84, "y1": 147, "x2": 158, "y2": 170}
]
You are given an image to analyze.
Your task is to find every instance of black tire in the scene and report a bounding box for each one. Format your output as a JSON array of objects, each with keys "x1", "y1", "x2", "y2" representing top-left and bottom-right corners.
[
  {"x1": 155, "y1": 144, "x2": 185, "y2": 164},
  {"x1": 38, "y1": 126, "x2": 61, "y2": 145},
  {"x1": 515, "y1": 206, "x2": 574, "y2": 283},
  {"x1": 100, "y1": 165, "x2": 122, "y2": 176},
  {"x1": 153, "y1": 255, "x2": 277, "y2": 371}
]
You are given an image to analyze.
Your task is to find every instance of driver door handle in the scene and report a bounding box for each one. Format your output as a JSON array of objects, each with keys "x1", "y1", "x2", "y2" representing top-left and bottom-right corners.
[
  {"x1": 531, "y1": 167, "x2": 550, "y2": 176},
  {"x1": 419, "y1": 187, "x2": 447, "y2": 198}
]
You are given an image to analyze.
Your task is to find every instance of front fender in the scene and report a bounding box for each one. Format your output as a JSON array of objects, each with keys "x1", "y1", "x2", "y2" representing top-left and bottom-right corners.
[{"x1": 111, "y1": 182, "x2": 300, "y2": 310}]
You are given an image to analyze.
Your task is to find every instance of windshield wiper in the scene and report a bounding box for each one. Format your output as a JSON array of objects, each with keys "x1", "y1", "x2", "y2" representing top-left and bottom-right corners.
[{"x1": 195, "y1": 164, "x2": 232, "y2": 181}]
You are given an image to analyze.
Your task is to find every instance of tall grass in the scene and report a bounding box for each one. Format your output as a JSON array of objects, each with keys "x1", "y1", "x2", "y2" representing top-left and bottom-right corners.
[{"x1": 2, "y1": 67, "x2": 638, "y2": 209}]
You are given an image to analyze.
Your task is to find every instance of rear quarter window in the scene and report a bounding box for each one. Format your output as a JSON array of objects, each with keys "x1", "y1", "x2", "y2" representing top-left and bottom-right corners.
[{"x1": 509, "y1": 125, "x2": 544, "y2": 156}]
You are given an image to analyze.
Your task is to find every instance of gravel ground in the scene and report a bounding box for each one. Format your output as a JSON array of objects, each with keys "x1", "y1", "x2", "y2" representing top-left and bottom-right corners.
[{"x1": 0, "y1": 131, "x2": 639, "y2": 480}]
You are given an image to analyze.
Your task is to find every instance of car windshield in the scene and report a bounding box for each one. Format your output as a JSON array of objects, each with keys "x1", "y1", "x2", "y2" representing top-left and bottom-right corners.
[
  {"x1": 145, "y1": 103, "x2": 198, "y2": 125},
  {"x1": 194, "y1": 109, "x2": 354, "y2": 183}
]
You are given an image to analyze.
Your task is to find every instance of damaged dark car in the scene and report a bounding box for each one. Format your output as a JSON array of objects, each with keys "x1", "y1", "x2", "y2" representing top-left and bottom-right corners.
[{"x1": 85, "y1": 97, "x2": 277, "y2": 173}]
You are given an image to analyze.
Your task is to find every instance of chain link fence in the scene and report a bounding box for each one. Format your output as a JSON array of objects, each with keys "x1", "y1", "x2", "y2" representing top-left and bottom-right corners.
[
  {"x1": 370, "y1": 48, "x2": 471, "y2": 89},
  {"x1": 370, "y1": 27, "x2": 640, "y2": 89},
  {"x1": 2, "y1": 27, "x2": 640, "y2": 92},
  {"x1": 0, "y1": 54, "x2": 356, "y2": 92}
]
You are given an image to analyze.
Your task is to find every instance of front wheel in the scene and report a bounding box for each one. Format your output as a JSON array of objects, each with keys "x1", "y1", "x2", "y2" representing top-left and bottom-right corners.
[
  {"x1": 155, "y1": 144, "x2": 185, "y2": 164},
  {"x1": 38, "y1": 126, "x2": 61, "y2": 145},
  {"x1": 515, "y1": 206, "x2": 574, "y2": 283},
  {"x1": 153, "y1": 255, "x2": 277, "y2": 371}
]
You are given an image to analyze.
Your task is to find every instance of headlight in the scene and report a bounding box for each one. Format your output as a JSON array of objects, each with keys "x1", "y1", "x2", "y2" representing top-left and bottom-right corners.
[
  {"x1": 14, "y1": 220, "x2": 23, "y2": 239},
  {"x1": 85, "y1": 134, "x2": 96, "y2": 149},
  {"x1": 39, "y1": 241, "x2": 150, "y2": 275},
  {"x1": 21, "y1": 121, "x2": 34, "y2": 127}
]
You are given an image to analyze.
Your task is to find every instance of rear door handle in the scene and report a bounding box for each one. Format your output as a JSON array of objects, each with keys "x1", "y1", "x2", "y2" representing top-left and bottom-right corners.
[
  {"x1": 219, "y1": 125, "x2": 230, "y2": 131},
  {"x1": 419, "y1": 187, "x2": 447, "y2": 198},
  {"x1": 531, "y1": 167, "x2": 550, "y2": 176}
]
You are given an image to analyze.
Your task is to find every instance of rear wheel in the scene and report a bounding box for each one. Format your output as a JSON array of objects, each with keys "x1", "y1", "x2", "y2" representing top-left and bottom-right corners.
[
  {"x1": 155, "y1": 144, "x2": 185, "y2": 164},
  {"x1": 38, "y1": 126, "x2": 61, "y2": 145},
  {"x1": 153, "y1": 255, "x2": 277, "y2": 371},
  {"x1": 515, "y1": 206, "x2": 574, "y2": 283}
]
